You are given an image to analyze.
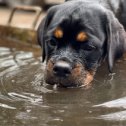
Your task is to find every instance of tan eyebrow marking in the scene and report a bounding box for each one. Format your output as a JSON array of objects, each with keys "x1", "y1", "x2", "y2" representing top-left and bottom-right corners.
[
  {"x1": 76, "y1": 32, "x2": 88, "y2": 42},
  {"x1": 54, "y1": 27, "x2": 63, "y2": 39}
]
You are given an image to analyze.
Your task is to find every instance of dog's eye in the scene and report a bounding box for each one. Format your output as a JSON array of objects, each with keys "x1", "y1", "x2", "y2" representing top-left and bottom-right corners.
[
  {"x1": 85, "y1": 45, "x2": 96, "y2": 51},
  {"x1": 48, "y1": 39, "x2": 57, "y2": 48}
]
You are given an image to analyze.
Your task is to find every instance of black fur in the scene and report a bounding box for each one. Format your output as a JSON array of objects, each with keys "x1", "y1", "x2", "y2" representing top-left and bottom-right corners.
[{"x1": 37, "y1": 0, "x2": 126, "y2": 87}]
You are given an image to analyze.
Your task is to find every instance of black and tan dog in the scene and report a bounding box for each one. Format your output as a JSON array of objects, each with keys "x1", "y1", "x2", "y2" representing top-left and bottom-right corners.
[{"x1": 38, "y1": 0, "x2": 126, "y2": 88}]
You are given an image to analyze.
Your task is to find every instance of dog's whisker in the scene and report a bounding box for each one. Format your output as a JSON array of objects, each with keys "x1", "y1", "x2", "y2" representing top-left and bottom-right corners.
[{"x1": 93, "y1": 79, "x2": 103, "y2": 84}]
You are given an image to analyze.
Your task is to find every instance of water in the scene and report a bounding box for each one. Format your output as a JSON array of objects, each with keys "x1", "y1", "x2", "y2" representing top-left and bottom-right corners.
[{"x1": 0, "y1": 45, "x2": 126, "y2": 126}]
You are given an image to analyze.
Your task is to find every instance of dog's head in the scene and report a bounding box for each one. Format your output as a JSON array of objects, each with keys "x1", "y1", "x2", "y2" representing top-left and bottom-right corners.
[{"x1": 38, "y1": 1, "x2": 126, "y2": 88}]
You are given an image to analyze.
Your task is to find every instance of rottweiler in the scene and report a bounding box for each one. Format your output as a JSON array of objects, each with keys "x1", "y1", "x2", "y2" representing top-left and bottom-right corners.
[{"x1": 38, "y1": 0, "x2": 126, "y2": 88}]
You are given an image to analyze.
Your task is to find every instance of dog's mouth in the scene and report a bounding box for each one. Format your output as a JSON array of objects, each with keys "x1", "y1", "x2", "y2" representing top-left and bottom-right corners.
[
  {"x1": 46, "y1": 71, "x2": 94, "y2": 88},
  {"x1": 44, "y1": 60, "x2": 95, "y2": 88},
  {"x1": 52, "y1": 82, "x2": 92, "y2": 89},
  {"x1": 45, "y1": 73, "x2": 94, "y2": 89},
  {"x1": 46, "y1": 78, "x2": 82, "y2": 88}
]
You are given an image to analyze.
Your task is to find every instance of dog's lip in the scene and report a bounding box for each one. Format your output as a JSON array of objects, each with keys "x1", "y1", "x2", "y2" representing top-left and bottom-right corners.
[
  {"x1": 45, "y1": 77, "x2": 91, "y2": 88},
  {"x1": 52, "y1": 82, "x2": 86, "y2": 88}
]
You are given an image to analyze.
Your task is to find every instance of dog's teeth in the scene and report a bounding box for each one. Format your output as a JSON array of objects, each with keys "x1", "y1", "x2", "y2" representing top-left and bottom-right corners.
[{"x1": 53, "y1": 84, "x2": 58, "y2": 90}]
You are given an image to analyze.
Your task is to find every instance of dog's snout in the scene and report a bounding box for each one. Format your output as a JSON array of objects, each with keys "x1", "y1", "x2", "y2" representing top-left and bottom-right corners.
[{"x1": 53, "y1": 61, "x2": 72, "y2": 77}]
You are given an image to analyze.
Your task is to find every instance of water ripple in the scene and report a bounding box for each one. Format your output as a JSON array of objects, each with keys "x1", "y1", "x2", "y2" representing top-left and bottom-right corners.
[
  {"x1": 94, "y1": 97, "x2": 126, "y2": 109},
  {"x1": 0, "y1": 103, "x2": 16, "y2": 109},
  {"x1": 8, "y1": 92, "x2": 43, "y2": 106},
  {"x1": 97, "y1": 110, "x2": 126, "y2": 121}
]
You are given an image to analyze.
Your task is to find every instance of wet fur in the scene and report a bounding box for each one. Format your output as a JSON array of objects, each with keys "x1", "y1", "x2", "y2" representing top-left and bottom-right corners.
[{"x1": 38, "y1": 0, "x2": 126, "y2": 87}]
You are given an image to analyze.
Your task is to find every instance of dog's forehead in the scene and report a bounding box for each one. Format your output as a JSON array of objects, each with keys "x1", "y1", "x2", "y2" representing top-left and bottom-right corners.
[
  {"x1": 50, "y1": 2, "x2": 106, "y2": 31},
  {"x1": 53, "y1": 13, "x2": 104, "y2": 38},
  {"x1": 53, "y1": 1, "x2": 106, "y2": 18},
  {"x1": 47, "y1": 1, "x2": 107, "y2": 41}
]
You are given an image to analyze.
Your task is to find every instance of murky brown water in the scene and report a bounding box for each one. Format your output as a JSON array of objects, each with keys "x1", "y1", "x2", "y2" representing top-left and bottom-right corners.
[{"x1": 0, "y1": 44, "x2": 126, "y2": 126}]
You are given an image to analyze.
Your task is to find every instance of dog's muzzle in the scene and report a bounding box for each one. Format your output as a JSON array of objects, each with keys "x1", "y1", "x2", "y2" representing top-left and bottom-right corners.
[{"x1": 45, "y1": 58, "x2": 95, "y2": 88}]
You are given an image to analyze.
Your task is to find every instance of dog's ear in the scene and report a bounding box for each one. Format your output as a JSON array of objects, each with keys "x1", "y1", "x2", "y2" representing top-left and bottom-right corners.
[
  {"x1": 106, "y1": 10, "x2": 126, "y2": 72},
  {"x1": 37, "y1": 8, "x2": 56, "y2": 62}
]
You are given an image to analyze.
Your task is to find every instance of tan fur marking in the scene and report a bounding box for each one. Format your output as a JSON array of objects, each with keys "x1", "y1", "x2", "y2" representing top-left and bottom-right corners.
[
  {"x1": 54, "y1": 27, "x2": 63, "y2": 39},
  {"x1": 76, "y1": 32, "x2": 88, "y2": 42},
  {"x1": 83, "y1": 71, "x2": 95, "y2": 89},
  {"x1": 72, "y1": 65, "x2": 82, "y2": 76},
  {"x1": 47, "y1": 60, "x2": 54, "y2": 71}
]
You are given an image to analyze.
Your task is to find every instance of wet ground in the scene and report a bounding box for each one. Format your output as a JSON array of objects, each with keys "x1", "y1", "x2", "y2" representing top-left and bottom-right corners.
[{"x1": 0, "y1": 41, "x2": 126, "y2": 126}]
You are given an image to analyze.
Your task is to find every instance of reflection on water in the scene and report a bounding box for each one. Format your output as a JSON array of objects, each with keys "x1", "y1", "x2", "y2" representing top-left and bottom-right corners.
[
  {"x1": 97, "y1": 110, "x2": 126, "y2": 121},
  {"x1": 0, "y1": 46, "x2": 126, "y2": 126}
]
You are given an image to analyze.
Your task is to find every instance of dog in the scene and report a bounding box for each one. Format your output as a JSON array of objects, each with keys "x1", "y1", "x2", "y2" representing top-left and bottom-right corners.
[{"x1": 38, "y1": 0, "x2": 126, "y2": 88}]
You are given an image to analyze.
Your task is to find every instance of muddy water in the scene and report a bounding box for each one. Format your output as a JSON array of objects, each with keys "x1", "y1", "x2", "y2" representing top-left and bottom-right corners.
[{"x1": 0, "y1": 45, "x2": 126, "y2": 126}]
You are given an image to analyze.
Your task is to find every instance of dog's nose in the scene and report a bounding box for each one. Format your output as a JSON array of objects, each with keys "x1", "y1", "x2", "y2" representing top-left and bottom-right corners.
[{"x1": 53, "y1": 61, "x2": 72, "y2": 77}]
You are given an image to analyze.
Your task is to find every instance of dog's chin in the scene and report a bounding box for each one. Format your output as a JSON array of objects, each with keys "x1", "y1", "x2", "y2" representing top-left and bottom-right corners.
[
  {"x1": 45, "y1": 79, "x2": 81, "y2": 88},
  {"x1": 44, "y1": 72, "x2": 94, "y2": 88}
]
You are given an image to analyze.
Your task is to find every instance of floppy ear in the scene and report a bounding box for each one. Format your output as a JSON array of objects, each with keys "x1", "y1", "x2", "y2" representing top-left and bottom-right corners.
[
  {"x1": 106, "y1": 10, "x2": 126, "y2": 72},
  {"x1": 37, "y1": 8, "x2": 56, "y2": 62}
]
